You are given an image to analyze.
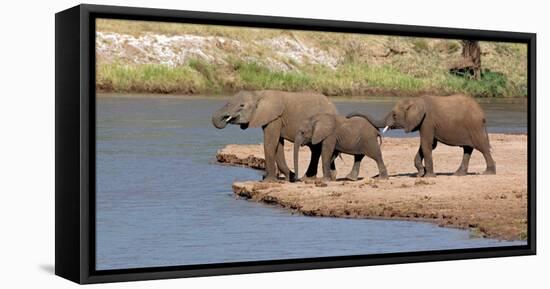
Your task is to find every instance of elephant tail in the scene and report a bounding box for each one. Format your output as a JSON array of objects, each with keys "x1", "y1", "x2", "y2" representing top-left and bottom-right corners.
[
  {"x1": 336, "y1": 152, "x2": 344, "y2": 162},
  {"x1": 331, "y1": 152, "x2": 345, "y2": 164},
  {"x1": 347, "y1": 112, "x2": 386, "y2": 129}
]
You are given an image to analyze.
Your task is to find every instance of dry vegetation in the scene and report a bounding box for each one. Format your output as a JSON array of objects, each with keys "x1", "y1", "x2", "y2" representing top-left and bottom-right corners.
[{"x1": 96, "y1": 19, "x2": 527, "y2": 97}]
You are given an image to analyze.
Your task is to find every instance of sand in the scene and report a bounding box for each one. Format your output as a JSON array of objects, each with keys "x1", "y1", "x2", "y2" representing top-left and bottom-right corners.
[{"x1": 216, "y1": 134, "x2": 528, "y2": 240}]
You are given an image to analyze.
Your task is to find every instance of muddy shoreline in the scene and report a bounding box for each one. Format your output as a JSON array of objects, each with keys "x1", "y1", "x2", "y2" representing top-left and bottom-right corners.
[{"x1": 216, "y1": 134, "x2": 527, "y2": 241}]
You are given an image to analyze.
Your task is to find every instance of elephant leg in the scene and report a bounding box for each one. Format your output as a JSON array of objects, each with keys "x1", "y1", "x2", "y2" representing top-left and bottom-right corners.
[
  {"x1": 329, "y1": 154, "x2": 338, "y2": 181},
  {"x1": 421, "y1": 138, "x2": 436, "y2": 177},
  {"x1": 366, "y1": 142, "x2": 389, "y2": 179},
  {"x1": 275, "y1": 138, "x2": 295, "y2": 181},
  {"x1": 374, "y1": 151, "x2": 388, "y2": 180},
  {"x1": 475, "y1": 132, "x2": 496, "y2": 175},
  {"x1": 262, "y1": 120, "x2": 282, "y2": 182},
  {"x1": 481, "y1": 148, "x2": 496, "y2": 175},
  {"x1": 345, "y1": 155, "x2": 364, "y2": 181},
  {"x1": 414, "y1": 147, "x2": 425, "y2": 177},
  {"x1": 304, "y1": 144, "x2": 321, "y2": 179},
  {"x1": 454, "y1": 146, "x2": 473, "y2": 176},
  {"x1": 320, "y1": 139, "x2": 337, "y2": 182}
]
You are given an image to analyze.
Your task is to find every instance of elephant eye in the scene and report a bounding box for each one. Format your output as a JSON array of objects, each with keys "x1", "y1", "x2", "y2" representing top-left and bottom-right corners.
[{"x1": 239, "y1": 104, "x2": 245, "y2": 108}]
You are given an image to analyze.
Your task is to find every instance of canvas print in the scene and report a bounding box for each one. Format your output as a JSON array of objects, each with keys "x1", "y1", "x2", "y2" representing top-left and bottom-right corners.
[{"x1": 95, "y1": 19, "x2": 528, "y2": 270}]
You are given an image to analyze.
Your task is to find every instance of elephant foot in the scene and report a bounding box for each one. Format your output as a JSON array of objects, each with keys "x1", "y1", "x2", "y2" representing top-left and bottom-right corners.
[
  {"x1": 376, "y1": 173, "x2": 389, "y2": 180},
  {"x1": 453, "y1": 169, "x2": 467, "y2": 176},
  {"x1": 416, "y1": 169, "x2": 425, "y2": 178},
  {"x1": 286, "y1": 171, "x2": 297, "y2": 183},
  {"x1": 301, "y1": 175, "x2": 317, "y2": 182},
  {"x1": 483, "y1": 168, "x2": 496, "y2": 175},
  {"x1": 345, "y1": 174, "x2": 359, "y2": 181},
  {"x1": 321, "y1": 176, "x2": 332, "y2": 183},
  {"x1": 423, "y1": 172, "x2": 436, "y2": 178},
  {"x1": 262, "y1": 175, "x2": 279, "y2": 183},
  {"x1": 304, "y1": 170, "x2": 318, "y2": 179},
  {"x1": 330, "y1": 170, "x2": 337, "y2": 181}
]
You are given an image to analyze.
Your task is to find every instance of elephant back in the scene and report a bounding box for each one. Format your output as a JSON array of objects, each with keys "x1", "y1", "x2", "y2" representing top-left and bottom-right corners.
[{"x1": 278, "y1": 91, "x2": 337, "y2": 141}]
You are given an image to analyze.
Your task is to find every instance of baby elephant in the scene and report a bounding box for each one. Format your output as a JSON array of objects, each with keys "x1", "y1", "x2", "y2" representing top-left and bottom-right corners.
[{"x1": 293, "y1": 113, "x2": 388, "y2": 182}]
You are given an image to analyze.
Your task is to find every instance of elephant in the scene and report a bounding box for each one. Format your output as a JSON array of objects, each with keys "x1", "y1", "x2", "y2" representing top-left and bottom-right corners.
[
  {"x1": 347, "y1": 94, "x2": 495, "y2": 177},
  {"x1": 212, "y1": 90, "x2": 338, "y2": 182},
  {"x1": 293, "y1": 113, "x2": 388, "y2": 182}
]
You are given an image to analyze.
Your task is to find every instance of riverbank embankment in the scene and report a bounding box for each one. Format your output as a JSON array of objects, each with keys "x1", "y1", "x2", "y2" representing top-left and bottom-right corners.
[{"x1": 217, "y1": 134, "x2": 527, "y2": 241}]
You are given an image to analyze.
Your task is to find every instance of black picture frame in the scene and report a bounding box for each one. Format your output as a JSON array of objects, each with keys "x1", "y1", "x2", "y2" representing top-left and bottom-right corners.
[{"x1": 55, "y1": 4, "x2": 536, "y2": 284}]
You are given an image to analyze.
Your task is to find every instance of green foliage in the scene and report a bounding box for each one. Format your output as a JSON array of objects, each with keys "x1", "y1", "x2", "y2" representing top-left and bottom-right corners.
[
  {"x1": 443, "y1": 70, "x2": 515, "y2": 98},
  {"x1": 96, "y1": 63, "x2": 208, "y2": 94},
  {"x1": 187, "y1": 58, "x2": 222, "y2": 93},
  {"x1": 97, "y1": 61, "x2": 525, "y2": 98},
  {"x1": 233, "y1": 61, "x2": 312, "y2": 91}
]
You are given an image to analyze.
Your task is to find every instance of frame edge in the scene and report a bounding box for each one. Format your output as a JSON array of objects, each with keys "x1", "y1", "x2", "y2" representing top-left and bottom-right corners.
[{"x1": 55, "y1": 4, "x2": 83, "y2": 284}]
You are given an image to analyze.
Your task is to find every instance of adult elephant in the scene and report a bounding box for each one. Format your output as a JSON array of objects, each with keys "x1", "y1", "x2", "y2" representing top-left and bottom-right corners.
[
  {"x1": 212, "y1": 90, "x2": 338, "y2": 181},
  {"x1": 347, "y1": 94, "x2": 495, "y2": 177}
]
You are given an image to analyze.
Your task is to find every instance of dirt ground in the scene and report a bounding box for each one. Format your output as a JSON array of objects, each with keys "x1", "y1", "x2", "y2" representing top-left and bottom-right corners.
[{"x1": 216, "y1": 134, "x2": 528, "y2": 240}]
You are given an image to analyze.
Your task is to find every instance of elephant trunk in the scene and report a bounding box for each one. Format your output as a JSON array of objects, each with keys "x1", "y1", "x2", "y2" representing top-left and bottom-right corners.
[
  {"x1": 381, "y1": 111, "x2": 395, "y2": 132},
  {"x1": 211, "y1": 109, "x2": 229, "y2": 129},
  {"x1": 293, "y1": 135, "x2": 303, "y2": 181}
]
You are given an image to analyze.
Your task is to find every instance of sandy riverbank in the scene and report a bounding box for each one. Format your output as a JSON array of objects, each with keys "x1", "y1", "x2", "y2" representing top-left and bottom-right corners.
[{"x1": 216, "y1": 134, "x2": 528, "y2": 240}]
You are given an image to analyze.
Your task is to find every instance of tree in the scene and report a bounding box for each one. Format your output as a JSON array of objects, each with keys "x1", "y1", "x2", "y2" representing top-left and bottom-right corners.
[
  {"x1": 461, "y1": 40, "x2": 481, "y2": 80},
  {"x1": 449, "y1": 40, "x2": 481, "y2": 80}
]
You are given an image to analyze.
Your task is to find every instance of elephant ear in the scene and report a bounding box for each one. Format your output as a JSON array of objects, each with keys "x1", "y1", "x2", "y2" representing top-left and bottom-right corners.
[
  {"x1": 249, "y1": 94, "x2": 284, "y2": 128},
  {"x1": 312, "y1": 114, "x2": 336, "y2": 145},
  {"x1": 404, "y1": 98, "x2": 426, "y2": 132}
]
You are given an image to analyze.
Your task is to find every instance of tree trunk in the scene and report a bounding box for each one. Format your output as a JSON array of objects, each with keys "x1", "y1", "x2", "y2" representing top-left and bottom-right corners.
[{"x1": 461, "y1": 40, "x2": 481, "y2": 80}]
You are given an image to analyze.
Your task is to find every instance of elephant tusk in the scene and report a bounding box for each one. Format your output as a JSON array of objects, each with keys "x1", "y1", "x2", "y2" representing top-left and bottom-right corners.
[
  {"x1": 225, "y1": 116, "x2": 233, "y2": 123},
  {"x1": 382, "y1": 126, "x2": 389, "y2": 133}
]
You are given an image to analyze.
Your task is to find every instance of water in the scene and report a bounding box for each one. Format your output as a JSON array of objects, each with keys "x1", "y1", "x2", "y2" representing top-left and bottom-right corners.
[{"x1": 96, "y1": 96, "x2": 526, "y2": 270}]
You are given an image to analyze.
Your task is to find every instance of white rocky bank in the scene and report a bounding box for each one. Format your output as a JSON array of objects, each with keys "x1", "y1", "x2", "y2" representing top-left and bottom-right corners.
[{"x1": 96, "y1": 31, "x2": 340, "y2": 70}]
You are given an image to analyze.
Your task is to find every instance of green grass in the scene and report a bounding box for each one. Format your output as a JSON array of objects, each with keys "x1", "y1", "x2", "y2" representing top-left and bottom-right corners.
[
  {"x1": 96, "y1": 19, "x2": 528, "y2": 98},
  {"x1": 443, "y1": 70, "x2": 512, "y2": 98},
  {"x1": 234, "y1": 61, "x2": 313, "y2": 91},
  {"x1": 97, "y1": 59, "x2": 526, "y2": 97},
  {"x1": 96, "y1": 63, "x2": 209, "y2": 94}
]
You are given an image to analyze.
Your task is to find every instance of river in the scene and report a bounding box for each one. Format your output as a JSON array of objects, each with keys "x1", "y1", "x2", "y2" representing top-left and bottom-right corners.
[{"x1": 95, "y1": 95, "x2": 526, "y2": 270}]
